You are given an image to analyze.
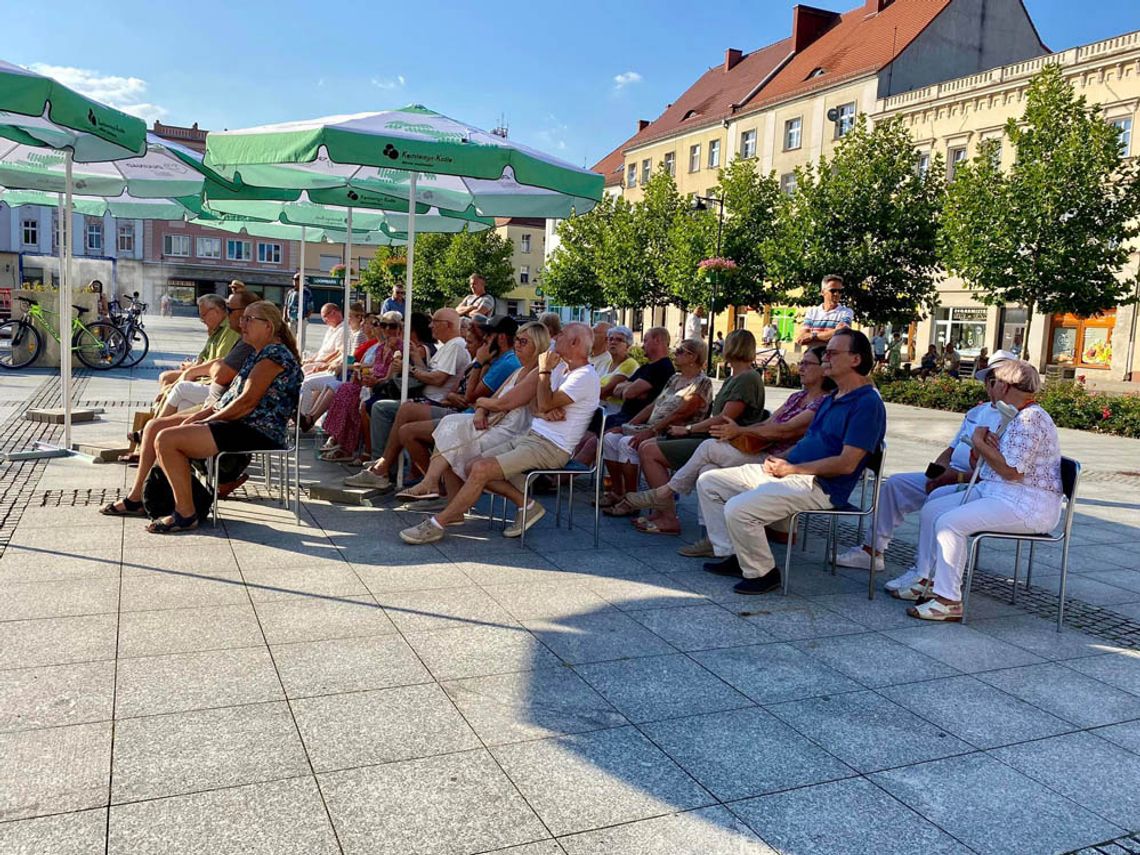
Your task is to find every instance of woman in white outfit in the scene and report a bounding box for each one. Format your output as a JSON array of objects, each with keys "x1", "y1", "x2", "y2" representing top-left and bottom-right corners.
[
  {"x1": 900, "y1": 359, "x2": 1063, "y2": 621},
  {"x1": 395, "y1": 321, "x2": 550, "y2": 500}
]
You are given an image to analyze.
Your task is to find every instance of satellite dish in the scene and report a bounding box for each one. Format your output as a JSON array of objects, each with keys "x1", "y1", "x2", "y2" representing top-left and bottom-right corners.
[{"x1": 827, "y1": 107, "x2": 840, "y2": 123}]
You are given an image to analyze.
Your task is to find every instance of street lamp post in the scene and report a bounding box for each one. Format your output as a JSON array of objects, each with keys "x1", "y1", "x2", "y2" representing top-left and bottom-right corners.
[{"x1": 692, "y1": 194, "x2": 725, "y2": 374}]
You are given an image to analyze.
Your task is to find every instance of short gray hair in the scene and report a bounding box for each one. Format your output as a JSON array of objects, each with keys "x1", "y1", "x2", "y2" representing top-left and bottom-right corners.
[
  {"x1": 608, "y1": 325, "x2": 633, "y2": 345},
  {"x1": 991, "y1": 359, "x2": 1042, "y2": 394},
  {"x1": 197, "y1": 294, "x2": 226, "y2": 312}
]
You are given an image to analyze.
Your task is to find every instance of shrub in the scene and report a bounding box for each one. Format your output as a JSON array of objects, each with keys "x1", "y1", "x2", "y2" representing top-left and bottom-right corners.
[{"x1": 875, "y1": 376, "x2": 1140, "y2": 439}]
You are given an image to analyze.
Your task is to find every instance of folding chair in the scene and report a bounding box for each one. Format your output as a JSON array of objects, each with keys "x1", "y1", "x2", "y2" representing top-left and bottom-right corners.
[
  {"x1": 516, "y1": 408, "x2": 608, "y2": 548},
  {"x1": 783, "y1": 446, "x2": 886, "y2": 600},
  {"x1": 205, "y1": 405, "x2": 303, "y2": 527},
  {"x1": 961, "y1": 456, "x2": 1080, "y2": 631}
]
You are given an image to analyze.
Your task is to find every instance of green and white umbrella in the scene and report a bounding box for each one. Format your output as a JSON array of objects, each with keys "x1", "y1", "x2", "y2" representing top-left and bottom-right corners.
[
  {"x1": 0, "y1": 59, "x2": 148, "y2": 452},
  {"x1": 0, "y1": 187, "x2": 196, "y2": 220},
  {"x1": 205, "y1": 105, "x2": 603, "y2": 399}
]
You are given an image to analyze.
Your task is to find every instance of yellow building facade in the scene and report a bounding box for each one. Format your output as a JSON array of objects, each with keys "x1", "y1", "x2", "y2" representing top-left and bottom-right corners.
[{"x1": 494, "y1": 217, "x2": 546, "y2": 317}]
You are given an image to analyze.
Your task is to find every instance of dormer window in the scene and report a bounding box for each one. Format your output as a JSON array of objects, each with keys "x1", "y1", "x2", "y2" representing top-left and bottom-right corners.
[
  {"x1": 809, "y1": 67, "x2": 827, "y2": 79},
  {"x1": 683, "y1": 109, "x2": 700, "y2": 121}
]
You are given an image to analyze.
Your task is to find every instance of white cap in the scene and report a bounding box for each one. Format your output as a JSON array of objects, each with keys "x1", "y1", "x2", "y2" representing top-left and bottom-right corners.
[{"x1": 974, "y1": 349, "x2": 1019, "y2": 381}]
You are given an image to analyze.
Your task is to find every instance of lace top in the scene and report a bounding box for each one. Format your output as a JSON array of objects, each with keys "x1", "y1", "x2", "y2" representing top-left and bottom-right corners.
[{"x1": 977, "y1": 404, "x2": 1063, "y2": 529}]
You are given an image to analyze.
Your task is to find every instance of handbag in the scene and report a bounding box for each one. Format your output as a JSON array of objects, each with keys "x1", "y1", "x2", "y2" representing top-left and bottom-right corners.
[
  {"x1": 142, "y1": 465, "x2": 214, "y2": 520},
  {"x1": 729, "y1": 433, "x2": 770, "y2": 455}
]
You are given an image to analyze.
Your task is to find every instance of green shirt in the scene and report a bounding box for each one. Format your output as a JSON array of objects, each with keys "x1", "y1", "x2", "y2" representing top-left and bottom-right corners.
[
  {"x1": 887, "y1": 340, "x2": 902, "y2": 370},
  {"x1": 712, "y1": 368, "x2": 766, "y2": 425},
  {"x1": 198, "y1": 323, "x2": 242, "y2": 363}
]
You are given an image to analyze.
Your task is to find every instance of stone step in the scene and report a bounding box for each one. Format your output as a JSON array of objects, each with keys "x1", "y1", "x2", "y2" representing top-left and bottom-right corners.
[
  {"x1": 25, "y1": 407, "x2": 100, "y2": 424},
  {"x1": 71, "y1": 441, "x2": 132, "y2": 463},
  {"x1": 307, "y1": 483, "x2": 385, "y2": 506}
]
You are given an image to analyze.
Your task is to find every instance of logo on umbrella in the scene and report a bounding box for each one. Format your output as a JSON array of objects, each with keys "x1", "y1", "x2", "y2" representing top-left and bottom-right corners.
[
  {"x1": 383, "y1": 144, "x2": 400, "y2": 161},
  {"x1": 347, "y1": 190, "x2": 360, "y2": 201},
  {"x1": 87, "y1": 108, "x2": 98, "y2": 127}
]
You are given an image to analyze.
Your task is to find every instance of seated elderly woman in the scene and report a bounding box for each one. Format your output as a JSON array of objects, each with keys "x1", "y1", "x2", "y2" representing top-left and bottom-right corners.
[
  {"x1": 599, "y1": 338, "x2": 712, "y2": 509},
  {"x1": 893, "y1": 359, "x2": 1063, "y2": 621},
  {"x1": 619, "y1": 345, "x2": 834, "y2": 543},
  {"x1": 605, "y1": 329, "x2": 765, "y2": 523},
  {"x1": 98, "y1": 301, "x2": 302, "y2": 534},
  {"x1": 303, "y1": 312, "x2": 382, "y2": 435},
  {"x1": 395, "y1": 320, "x2": 549, "y2": 502},
  {"x1": 298, "y1": 302, "x2": 366, "y2": 425}
]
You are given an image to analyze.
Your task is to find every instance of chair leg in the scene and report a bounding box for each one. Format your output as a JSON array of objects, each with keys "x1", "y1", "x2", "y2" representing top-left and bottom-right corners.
[
  {"x1": 866, "y1": 507, "x2": 877, "y2": 601},
  {"x1": 1011, "y1": 540, "x2": 1022, "y2": 605},
  {"x1": 1057, "y1": 536, "x2": 1070, "y2": 632},
  {"x1": 593, "y1": 465, "x2": 602, "y2": 548},
  {"x1": 1026, "y1": 541, "x2": 1036, "y2": 590},
  {"x1": 783, "y1": 514, "x2": 797, "y2": 596},
  {"x1": 210, "y1": 456, "x2": 220, "y2": 528},
  {"x1": 567, "y1": 473, "x2": 575, "y2": 529},
  {"x1": 519, "y1": 475, "x2": 533, "y2": 548},
  {"x1": 827, "y1": 517, "x2": 838, "y2": 575},
  {"x1": 962, "y1": 538, "x2": 983, "y2": 624},
  {"x1": 554, "y1": 475, "x2": 563, "y2": 527}
]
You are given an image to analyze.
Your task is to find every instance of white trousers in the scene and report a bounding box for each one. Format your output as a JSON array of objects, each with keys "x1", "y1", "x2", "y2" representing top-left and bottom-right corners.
[
  {"x1": 300, "y1": 371, "x2": 343, "y2": 413},
  {"x1": 602, "y1": 431, "x2": 641, "y2": 465},
  {"x1": 863, "y1": 472, "x2": 963, "y2": 552},
  {"x1": 164, "y1": 380, "x2": 211, "y2": 412},
  {"x1": 915, "y1": 490, "x2": 1038, "y2": 601},
  {"x1": 697, "y1": 465, "x2": 832, "y2": 579},
  {"x1": 668, "y1": 438, "x2": 764, "y2": 495}
]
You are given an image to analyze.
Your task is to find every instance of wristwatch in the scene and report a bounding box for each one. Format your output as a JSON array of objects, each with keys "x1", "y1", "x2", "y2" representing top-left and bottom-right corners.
[{"x1": 685, "y1": 425, "x2": 692, "y2": 434}]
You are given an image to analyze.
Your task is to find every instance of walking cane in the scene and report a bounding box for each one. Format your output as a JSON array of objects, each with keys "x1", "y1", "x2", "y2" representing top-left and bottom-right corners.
[{"x1": 959, "y1": 400, "x2": 1020, "y2": 504}]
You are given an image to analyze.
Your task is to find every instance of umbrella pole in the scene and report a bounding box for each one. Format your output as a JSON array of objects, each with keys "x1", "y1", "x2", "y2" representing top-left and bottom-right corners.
[
  {"x1": 341, "y1": 210, "x2": 353, "y2": 381},
  {"x1": 297, "y1": 224, "x2": 307, "y2": 348},
  {"x1": 396, "y1": 174, "x2": 418, "y2": 490},
  {"x1": 61, "y1": 151, "x2": 74, "y2": 449}
]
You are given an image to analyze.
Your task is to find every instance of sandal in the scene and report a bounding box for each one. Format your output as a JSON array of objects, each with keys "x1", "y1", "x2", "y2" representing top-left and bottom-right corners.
[
  {"x1": 395, "y1": 488, "x2": 440, "y2": 501},
  {"x1": 320, "y1": 451, "x2": 356, "y2": 463},
  {"x1": 907, "y1": 599, "x2": 962, "y2": 622},
  {"x1": 603, "y1": 498, "x2": 640, "y2": 517},
  {"x1": 116, "y1": 452, "x2": 140, "y2": 465},
  {"x1": 99, "y1": 497, "x2": 146, "y2": 517},
  {"x1": 299, "y1": 414, "x2": 316, "y2": 433},
  {"x1": 622, "y1": 488, "x2": 672, "y2": 511},
  {"x1": 890, "y1": 579, "x2": 932, "y2": 602},
  {"x1": 598, "y1": 492, "x2": 623, "y2": 509},
  {"x1": 632, "y1": 518, "x2": 681, "y2": 535},
  {"x1": 146, "y1": 510, "x2": 199, "y2": 534}
]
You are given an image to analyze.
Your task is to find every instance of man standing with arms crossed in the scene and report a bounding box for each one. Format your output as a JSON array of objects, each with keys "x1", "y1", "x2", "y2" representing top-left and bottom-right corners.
[{"x1": 796, "y1": 275, "x2": 853, "y2": 348}]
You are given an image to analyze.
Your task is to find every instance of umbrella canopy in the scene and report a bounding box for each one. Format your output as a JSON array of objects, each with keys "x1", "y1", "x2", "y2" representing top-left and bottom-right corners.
[
  {"x1": 191, "y1": 215, "x2": 404, "y2": 246},
  {"x1": 0, "y1": 187, "x2": 196, "y2": 220},
  {"x1": 0, "y1": 60, "x2": 146, "y2": 160},
  {"x1": 203, "y1": 105, "x2": 603, "y2": 218}
]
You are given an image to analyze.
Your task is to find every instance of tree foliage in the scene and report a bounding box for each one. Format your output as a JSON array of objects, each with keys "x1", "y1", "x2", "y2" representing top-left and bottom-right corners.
[
  {"x1": 542, "y1": 200, "x2": 612, "y2": 311},
  {"x1": 940, "y1": 64, "x2": 1140, "y2": 344},
  {"x1": 711, "y1": 158, "x2": 782, "y2": 308},
  {"x1": 761, "y1": 115, "x2": 944, "y2": 324},
  {"x1": 357, "y1": 246, "x2": 404, "y2": 301}
]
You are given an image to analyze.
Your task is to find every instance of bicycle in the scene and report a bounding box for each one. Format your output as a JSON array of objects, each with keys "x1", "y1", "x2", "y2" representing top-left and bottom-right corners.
[
  {"x1": 756, "y1": 345, "x2": 790, "y2": 386},
  {"x1": 111, "y1": 301, "x2": 150, "y2": 368},
  {"x1": 0, "y1": 296, "x2": 128, "y2": 370}
]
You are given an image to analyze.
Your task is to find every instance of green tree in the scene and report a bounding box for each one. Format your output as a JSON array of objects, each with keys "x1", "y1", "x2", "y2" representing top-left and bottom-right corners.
[
  {"x1": 357, "y1": 246, "x2": 404, "y2": 301},
  {"x1": 761, "y1": 115, "x2": 944, "y2": 324},
  {"x1": 663, "y1": 206, "x2": 716, "y2": 310},
  {"x1": 407, "y1": 232, "x2": 454, "y2": 312},
  {"x1": 598, "y1": 194, "x2": 651, "y2": 310},
  {"x1": 940, "y1": 64, "x2": 1140, "y2": 347},
  {"x1": 542, "y1": 200, "x2": 611, "y2": 311},
  {"x1": 439, "y1": 227, "x2": 516, "y2": 302},
  {"x1": 632, "y1": 168, "x2": 687, "y2": 309},
  {"x1": 711, "y1": 158, "x2": 782, "y2": 308}
]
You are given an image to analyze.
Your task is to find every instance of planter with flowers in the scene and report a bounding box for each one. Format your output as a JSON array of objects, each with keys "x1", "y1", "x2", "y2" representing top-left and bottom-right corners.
[{"x1": 697, "y1": 257, "x2": 737, "y2": 312}]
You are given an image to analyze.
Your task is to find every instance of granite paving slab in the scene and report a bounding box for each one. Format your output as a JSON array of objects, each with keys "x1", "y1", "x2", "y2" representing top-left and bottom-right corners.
[
  {"x1": 975, "y1": 662, "x2": 1140, "y2": 728},
  {"x1": 252, "y1": 596, "x2": 396, "y2": 645},
  {"x1": 271, "y1": 634, "x2": 431, "y2": 698},
  {"x1": 0, "y1": 614, "x2": 117, "y2": 670},
  {"x1": 0, "y1": 660, "x2": 115, "y2": 733},
  {"x1": 559, "y1": 805, "x2": 776, "y2": 854},
  {"x1": 691, "y1": 642, "x2": 863, "y2": 704},
  {"x1": 0, "y1": 721, "x2": 111, "y2": 821},
  {"x1": 403, "y1": 623, "x2": 563, "y2": 681},
  {"x1": 0, "y1": 808, "x2": 107, "y2": 855}
]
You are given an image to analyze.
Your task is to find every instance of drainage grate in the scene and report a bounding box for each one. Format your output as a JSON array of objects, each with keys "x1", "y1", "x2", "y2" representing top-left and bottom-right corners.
[
  {"x1": 1066, "y1": 832, "x2": 1140, "y2": 854},
  {"x1": 806, "y1": 518, "x2": 1140, "y2": 650}
]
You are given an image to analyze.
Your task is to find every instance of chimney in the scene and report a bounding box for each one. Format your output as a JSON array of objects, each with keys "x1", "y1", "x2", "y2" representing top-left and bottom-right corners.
[
  {"x1": 792, "y1": 5, "x2": 841, "y2": 53},
  {"x1": 865, "y1": 0, "x2": 892, "y2": 12},
  {"x1": 724, "y1": 48, "x2": 743, "y2": 72},
  {"x1": 637, "y1": 119, "x2": 651, "y2": 132}
]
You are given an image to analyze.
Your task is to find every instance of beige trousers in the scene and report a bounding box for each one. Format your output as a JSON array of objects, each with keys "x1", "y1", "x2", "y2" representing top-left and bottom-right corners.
[{"x1": 696, "y1": 465, "x2": 832, "y2": 579}]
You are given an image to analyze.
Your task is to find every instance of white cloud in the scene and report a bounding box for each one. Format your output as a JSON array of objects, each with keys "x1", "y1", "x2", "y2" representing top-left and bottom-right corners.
[
  {"x1": 535, "y1": 114, "x2": 569, "y2": 152},
  {"x1": 29, "y1": 63, "x2": 168, "y2": 123},
  {"x1": 613, "y1": 71, "x2": 643, "y2": 90},
  {"x1": 371, "y1": 74, "x2": 406, "y2": 90}
]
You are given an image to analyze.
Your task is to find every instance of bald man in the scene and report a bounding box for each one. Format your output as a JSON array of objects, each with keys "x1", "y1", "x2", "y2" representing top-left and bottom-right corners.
[
  {"x1": 347, "y1": 307, "x2": 470, "y2": 487},
  {"x1": 589, "y1": 321, "x2": 613, "y2": 376},
  {"x1": 401, "y1": 322, "x2": 601, "y2": 544}
]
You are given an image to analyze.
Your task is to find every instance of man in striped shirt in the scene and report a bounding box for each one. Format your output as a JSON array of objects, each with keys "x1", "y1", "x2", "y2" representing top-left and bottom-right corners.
[{"x1": 796, "y1": 274, "x2": 853, "y2": 347}]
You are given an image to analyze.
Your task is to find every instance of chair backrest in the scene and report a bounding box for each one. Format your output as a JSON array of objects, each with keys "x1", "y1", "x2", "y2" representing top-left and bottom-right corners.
[
  {"x1": 863, "y1": 445, "x2": 885, "y2": 477},
  {"x1": 593, "y1": 408, "x2": 608, "y2": 471},
  {"x1": 1060, "y1": 456, "x2": 1080, "y2": 502}
]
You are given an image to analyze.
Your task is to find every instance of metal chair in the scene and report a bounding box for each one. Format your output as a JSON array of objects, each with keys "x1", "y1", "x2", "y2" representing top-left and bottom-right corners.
[
  {"x1": 783, "y1": 446, "x2": 886, "y2": 600},
  {"x1": 205, "y1": 407, "x2": 303, "y2": 527},
  {"x1": 961, "y1": 457, "x2": 1080, "y2": 631},
  {"x1": 516, "y1": 408, "x2": 608, "y2": 548}
]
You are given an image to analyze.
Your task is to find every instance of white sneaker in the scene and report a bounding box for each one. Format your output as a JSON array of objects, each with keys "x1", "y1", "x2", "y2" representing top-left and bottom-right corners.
[
  {"x1": 836, "y1": 546, "x2": 884, "y2": 572},
  {"x1": 885, "y1": 566, "x2": 923, "y2": 593},
  {"x1": 399, "y1": 518, "x2": 445, "y2": 544},
  {"x1": 344, "y1": 469, "x2": 391, "y2": 489},
  {"x1": 503, "y1": 501, "x2": 545, "y2": 538}
]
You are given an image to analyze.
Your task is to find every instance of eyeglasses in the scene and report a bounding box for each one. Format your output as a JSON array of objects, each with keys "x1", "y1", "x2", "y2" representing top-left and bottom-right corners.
[
  {"x1": 516, "y1": 336, "x2": 531, "y2": 346},
  {"x1": 826, "y1": 288, "x2": 844, "y2": 294},
  {"x1": 800, "y1": 359, "x2": 821, "y2": 367},
  {"x1": 674, "y1": 348, "x2": 693, "y2": 357},
  {"x1": 380, "y1": 322, "x2": 400, "y2": 329},
  {"x1": 240, "y1": 315, "x2": 269, "y2": 326},
  {"x1": 822, "y1": 348, "x2": 849, "y2": 360},
  {"x1": 227, "y1": 307, "x2": 243, "y2": 314}
]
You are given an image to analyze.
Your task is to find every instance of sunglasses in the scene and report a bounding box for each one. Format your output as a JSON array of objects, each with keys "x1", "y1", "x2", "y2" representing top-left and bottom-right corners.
[{"x1": 380, "y1": 322, "x2": 400, "y2": 329}]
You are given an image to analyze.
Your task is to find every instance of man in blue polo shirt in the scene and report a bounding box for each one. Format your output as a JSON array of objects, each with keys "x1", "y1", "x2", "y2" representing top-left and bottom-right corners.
[{"x1": 696, "y1": 328, "x2": 886, "y2": 594}]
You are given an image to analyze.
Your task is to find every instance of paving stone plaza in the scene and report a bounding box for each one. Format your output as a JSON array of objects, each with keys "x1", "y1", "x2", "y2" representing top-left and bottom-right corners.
[{"x1": 2, "y1": 315, "x2": 1140, "y2": 854}]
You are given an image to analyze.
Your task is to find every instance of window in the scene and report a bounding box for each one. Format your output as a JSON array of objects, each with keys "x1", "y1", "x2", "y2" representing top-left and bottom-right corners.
[
  {"x1": 627, "y1": 163, "x2": 637, "y2": 187},
  {"x1": 196, "y1": 237, "x2": 221, "y2": 259},
  {"x1": 21, "y1": 219, "x2": 38, "y2": 247},
  {"x1": 780, "y1": 172, "x2": 797, "y2": 195},
  {"x1": 163, "y1": 234, "x2": 190, "y2": 256},
  {"x1": 948, "y1": 146, "x2": 968, "y2": 181},
  {"x1": 999, "y1": 307, "x2": 1027, "y2": 357},
  {"x1": 519, "y1": 265, "x2": 530, "y2": 285},
  {"x1": 916, "y1": 152, "x2": 931, "y2": 178},
  {"x1": 740, "y1": 129, "x2": 757, "y2": 159},
  {"x1": 834, "y1": 102, "x2": 856, "y2": 138},
  {"x1": 85, "y1": 222, "x2": 103, "y2": 254},
  {"x1": 521, "y1": 233, "x2": 532, "y2": 253},
  {"x1": 1049, "y1": 310, "x2": 1116, "y2": 368},
  {"x1": 257, "y1": 242, "x2": 282, "y2": 264},
  {"x1": 689, "y1": 144, "x2": 701, "y2": 172},
  {"x1": 934, "y1": 307, "x2": 988, "y2": 357},
  {"x1": 641, "y1": 159, "x2": 651, "y2": 185},
  {"x1": 663, "y1": 152, "x2": 676, "y2": 176},
  {"x1": 1112, "y1": 117, "x2": 1133, "y2": 156},
  {"x1": 708, "y1": 139, "x2": 721, "y2": 169},
  {"x1": 226, "y1": 239, "x2": 252, "y2": 261},
  {"x1": 319, "y1": 254, "x2": 341, "y2": 272},
  {"x1": 116, "y1": 223, "x2": 134, "y2": 254},
  {"x1": 784, "y1": 117, "x2": 802, "y2": 151}
]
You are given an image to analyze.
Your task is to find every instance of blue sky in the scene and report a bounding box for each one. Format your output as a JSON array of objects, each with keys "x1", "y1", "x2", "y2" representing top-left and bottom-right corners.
[{"x1": 5, "y1": 0, "x2": 1138, "y2": 168}]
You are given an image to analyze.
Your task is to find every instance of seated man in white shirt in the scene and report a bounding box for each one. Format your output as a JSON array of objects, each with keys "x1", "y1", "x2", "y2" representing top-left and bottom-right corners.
[
  {"x1": 303, "y1": 303, "x2": 344, "y2": 375},
  {"x1": 400, "y1": 322, "x2": 600, "y2": 544},
  {"x1": 345, "y1": 308, "x2": 470, "y2": 489},
  {"x1": 836, "y1": 350, "x2": 1017, "y2": 586}
]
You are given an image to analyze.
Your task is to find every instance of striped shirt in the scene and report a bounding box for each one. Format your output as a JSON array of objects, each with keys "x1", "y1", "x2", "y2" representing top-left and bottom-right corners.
[{"x1": 802, "y1": 303, "x2": 853, "y2": 337}]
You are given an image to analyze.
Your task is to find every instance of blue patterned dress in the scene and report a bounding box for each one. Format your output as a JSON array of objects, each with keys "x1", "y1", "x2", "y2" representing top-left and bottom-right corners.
[{"x1": 216, "y1": 343, "x2": 303, "y2": 448}]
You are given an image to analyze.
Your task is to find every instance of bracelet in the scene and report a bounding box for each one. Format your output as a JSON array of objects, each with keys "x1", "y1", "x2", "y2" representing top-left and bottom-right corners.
[{"x1": 539, "y1": 371, "x2": 552, "y2": 376}]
